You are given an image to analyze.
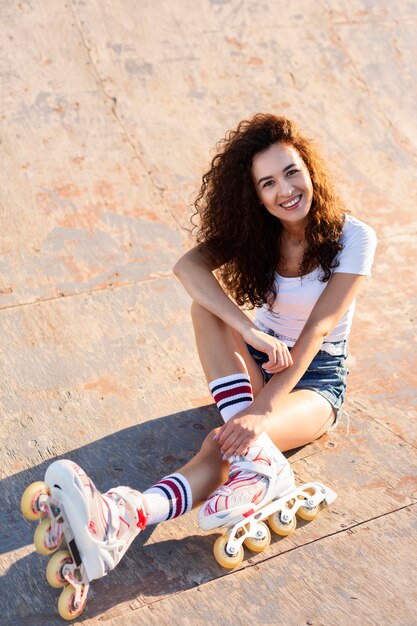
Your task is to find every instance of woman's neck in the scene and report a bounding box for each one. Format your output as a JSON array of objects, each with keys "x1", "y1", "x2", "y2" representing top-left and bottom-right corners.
[{"x1": 280, "y1": 221, "x2": 306, "y2": 245}]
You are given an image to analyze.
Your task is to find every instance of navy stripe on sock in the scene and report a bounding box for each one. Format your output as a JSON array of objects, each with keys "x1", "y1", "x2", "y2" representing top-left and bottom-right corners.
[
  {"x1": 153, "y1": 484, "x2": 174, "y2": 520},
  {"x1": 211, "y1": 377, "x2": 250, "y2": 394},
  {"x1": 217, "y1": 395, "x2": 253, "y2": 411},
  {"x1": 170, "y1": 475, "x2": 188, "y2": 515}
]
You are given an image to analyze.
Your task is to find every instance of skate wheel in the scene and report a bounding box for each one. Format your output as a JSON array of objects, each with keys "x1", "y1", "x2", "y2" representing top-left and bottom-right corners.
[
  {"x1": 21, "y1": 482, "x2": 50, "y2": 521},
  {"x1": 58, "y1": 584, "x2": 87, "y2": 621},
  {"x1": 213, "y1": 535, "x2": 244, "y2": 569},
  {"x1": 46, "y1": 550, "x2": 73, "y2": 588},
  {"x1": 34, "y1": 518, "x2": 62, "y2": 555},
  {"x1": 268, "y1": 511, "x2": 297, "y2": 536},
  {"x1": 243, "y1": 522, "x2": 271, "y2": 553},
  {"x1": 297, "y1": 505, "x2": 319, "y2": 521}
]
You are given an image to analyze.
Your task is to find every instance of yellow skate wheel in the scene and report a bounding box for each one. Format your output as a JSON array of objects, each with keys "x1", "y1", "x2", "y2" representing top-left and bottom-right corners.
[
  {"x1": 243, "y1": 522, "x2": 271, "y2": 553},
  {"x1": 213, "y1": 535, "x2": 244, "y2": 569},
  {"x1": 268, "y1": 511, "x2": 297, "y2": 536},
  {"x1": 21, "y1": 482, "x2": 50, "y2": 521},
  {"x1": 46, "y1": 550, "x2": 73, "y2": 588},
  {"x1": 297, "y1": 504, "x2": 319, "y2": 521},
  {"x1": 58, "y1": 584, "x2": 87, "y2": 621},
  {"x1": 34, "y1": 518, "x2": 62, "y2": 555}
]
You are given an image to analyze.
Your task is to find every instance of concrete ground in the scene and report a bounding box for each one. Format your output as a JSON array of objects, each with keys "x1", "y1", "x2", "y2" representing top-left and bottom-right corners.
[{"x1": 1, "y1": 1, "x2": 416, "y2": 624}]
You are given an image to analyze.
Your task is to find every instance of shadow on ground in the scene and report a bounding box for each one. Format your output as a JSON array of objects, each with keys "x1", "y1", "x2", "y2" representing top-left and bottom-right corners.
[
  {"x1": 2, "y1": 405, "x2": 221, "y2": 551},
  {"x1": 1, "y1": 405, "x2": 302, "y2": 624}
]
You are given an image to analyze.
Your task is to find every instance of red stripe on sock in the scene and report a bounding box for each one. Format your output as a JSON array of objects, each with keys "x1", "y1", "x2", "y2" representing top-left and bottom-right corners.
[
  {"x1": 213, "y1": 385, "x2": 252, "y2": 403},
  {"x1": 159, "y1": 479, "x2": 183, "y2": 518}
]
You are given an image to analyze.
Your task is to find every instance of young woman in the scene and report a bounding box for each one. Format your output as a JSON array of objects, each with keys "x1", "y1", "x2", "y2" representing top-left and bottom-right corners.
[{"x1": 22, "y1": 114, "x2": 377, "y2": 618}]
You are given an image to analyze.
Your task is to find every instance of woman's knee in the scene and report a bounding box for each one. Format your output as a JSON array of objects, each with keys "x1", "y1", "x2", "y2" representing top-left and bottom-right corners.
[
  {"x1": 191, "y1": 301, "x2": 226, "y2": 329},
  {"x1": 190, "y1": 301, "x2": 208, "y2": 321},
  {"x1": 198, "y1": 427, "x2": 222, "y2": 458}
]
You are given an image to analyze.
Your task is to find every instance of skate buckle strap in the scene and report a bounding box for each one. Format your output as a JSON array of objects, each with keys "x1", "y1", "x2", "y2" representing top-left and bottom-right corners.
[
  {"x1": 230, "y1": 459, "x2": 276, "y2": 479},
  {"x1": 110, "y1": 486, "x2": 148, "y2": 530}
]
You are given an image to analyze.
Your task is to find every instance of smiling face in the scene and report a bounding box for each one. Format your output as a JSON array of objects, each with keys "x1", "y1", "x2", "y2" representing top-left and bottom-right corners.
[{"x1": 251, "y1": 142, "x2": 314, "y2": 227}]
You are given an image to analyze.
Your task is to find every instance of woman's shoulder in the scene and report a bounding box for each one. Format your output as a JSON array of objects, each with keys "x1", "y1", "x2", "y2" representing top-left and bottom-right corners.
[
  {"x1": 342, "y1": 214, "x2": 377, "y2": 243},
  {"x1": 342, "y1": 213, "x2": 376, "y2": 237},
  {"x1": 334, "y1": 214, "x2": 377, "y2": 276}
]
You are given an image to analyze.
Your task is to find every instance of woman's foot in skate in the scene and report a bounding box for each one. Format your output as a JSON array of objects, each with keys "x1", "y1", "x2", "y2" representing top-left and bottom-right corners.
[
  {"x1": 198, "y1": 437, "x2": 295, "y2": 531},
  {"x1": 44, "y1": 460, "x2": 148, "y2": 582}
]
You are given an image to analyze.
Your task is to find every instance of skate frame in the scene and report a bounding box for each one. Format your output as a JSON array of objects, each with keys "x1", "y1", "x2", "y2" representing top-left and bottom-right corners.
[
  {"x1": 223, "y1": 482, "x2": 337, "y2": 556},
  {"x1": 40, "y1": 495, "x2": 90, "y2": 609}
]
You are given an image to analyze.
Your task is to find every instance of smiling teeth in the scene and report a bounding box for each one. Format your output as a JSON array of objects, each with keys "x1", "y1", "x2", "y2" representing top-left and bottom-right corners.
[{"x1": 281, "y1": 195, "x2": 301, "y2": 208}]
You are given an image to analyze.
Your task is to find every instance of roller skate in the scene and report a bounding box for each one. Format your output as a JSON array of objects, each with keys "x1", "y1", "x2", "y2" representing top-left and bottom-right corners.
[
  {"x1": 198, "y1": 435, "x2": 337, "y2": 569},
  {"x1": 21, "y1": 460, "x2": 147, "y2": 620}
]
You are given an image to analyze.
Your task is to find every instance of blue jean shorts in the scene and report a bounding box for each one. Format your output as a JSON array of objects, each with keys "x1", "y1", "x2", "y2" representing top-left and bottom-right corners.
[{"x1": 246, "y1": 336, "x2": 349, "y2": 416}]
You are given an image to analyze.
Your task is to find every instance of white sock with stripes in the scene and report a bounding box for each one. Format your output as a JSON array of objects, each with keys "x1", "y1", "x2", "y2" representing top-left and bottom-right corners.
[
  {"x1": 209, "y1": 373, "x2": 254, "y2": 423},
  {"x1": 209, "y1": 372, "x2": 288, "y2": 465},
  {"x1": 143, "y1": 473, "x2": 193, "y2": 525}
]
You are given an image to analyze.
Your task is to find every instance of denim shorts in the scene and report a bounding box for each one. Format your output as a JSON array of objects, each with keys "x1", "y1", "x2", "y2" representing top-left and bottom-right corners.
[{"x1": 246, "y1": 336, "x2": 349, "y2": 416}]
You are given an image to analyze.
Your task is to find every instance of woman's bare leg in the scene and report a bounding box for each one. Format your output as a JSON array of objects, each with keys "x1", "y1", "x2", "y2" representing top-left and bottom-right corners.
[
  {"x1": 265, "y1": 389, "x2": 335, "y2": 452},
  {"x1": 191, "y1": 302, "x2": 335, "y2": 448},
  {"x1": 174, "y1": 390, "x2": 333, "y2": 507},
  {"x1": 191, "y1": 302, "x2": 264, "y2": 397},
  {"x1": 166, "y1": 304, "x2": 335, "y2": 511},
  {"x1": 178, "y1": 428, "x2": 228, "y2": 506}
]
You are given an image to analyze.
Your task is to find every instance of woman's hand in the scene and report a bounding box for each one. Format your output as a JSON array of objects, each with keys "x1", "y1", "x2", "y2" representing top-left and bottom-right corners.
[
  {"x1": 242, "y1": 326, "x2": 293, "y2": 373},
  {"x1": 215, "y1": 411, "x2": 270, "y2": 459}
]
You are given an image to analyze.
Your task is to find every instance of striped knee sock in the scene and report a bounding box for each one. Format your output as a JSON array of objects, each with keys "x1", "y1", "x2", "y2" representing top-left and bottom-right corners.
[
  {"x1": 209, "y1": 373, "x2": 253, "y2": 423},
  {"x1": 209, "y1": 373, "x2": 288, "y2": 464},
  {"x1": 143, "y1": 473, "x2": 192, "y2": 525}
]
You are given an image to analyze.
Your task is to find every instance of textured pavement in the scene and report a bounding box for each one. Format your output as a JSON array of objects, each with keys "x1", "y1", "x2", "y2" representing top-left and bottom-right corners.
[{"x1": 1, "y1": 1, "x2": 416, "y2": 624}]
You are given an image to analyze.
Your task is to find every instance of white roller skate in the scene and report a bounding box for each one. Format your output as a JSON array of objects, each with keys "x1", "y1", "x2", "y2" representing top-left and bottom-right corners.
[
  {"x1": 198, "y1": 434, "x2": 337, "y2": 569},
  {"x1": 21, "y1": 460, "x2": 147, "y2": 620}
]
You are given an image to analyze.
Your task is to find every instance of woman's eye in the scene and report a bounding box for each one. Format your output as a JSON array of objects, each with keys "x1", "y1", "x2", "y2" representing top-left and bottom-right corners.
[
  {"x1": 263, "y1": 180, "x2": 274, "y2": 188},
  {"x1": 287, "y1": 169, "x2": 299, "y2": 176}
]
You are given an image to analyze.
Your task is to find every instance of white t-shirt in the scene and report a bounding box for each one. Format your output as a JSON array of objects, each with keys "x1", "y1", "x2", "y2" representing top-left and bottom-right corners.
[{"x1": 255, "y1": 215, "x2": 377, "y2": 347}]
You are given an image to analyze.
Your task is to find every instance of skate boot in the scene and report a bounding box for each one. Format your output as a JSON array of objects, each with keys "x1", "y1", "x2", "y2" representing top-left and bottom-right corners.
[
  {"x1": 198, "y1": 435, "x2": 337, "y2": 569},
  {"x1": 21, "y1": 460, "x2": 147, "y2": 620}
]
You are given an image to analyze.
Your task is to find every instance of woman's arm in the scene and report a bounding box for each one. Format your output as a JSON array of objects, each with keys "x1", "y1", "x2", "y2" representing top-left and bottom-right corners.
[
  {"x1": 173, "y1": 245, "x2": 252, "y2": 335},
  {"x1": 216, "y1": 272, "x2": 367, "y2": 457},
  {"x1": 173, "y1": 245, "x2": 292, "y2": 370}
]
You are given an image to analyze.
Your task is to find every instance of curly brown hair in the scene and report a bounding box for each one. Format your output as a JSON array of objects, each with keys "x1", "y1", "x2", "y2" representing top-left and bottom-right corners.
[{"x1": 192, "y1": 114, "x2": 347, "y2": 308}]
